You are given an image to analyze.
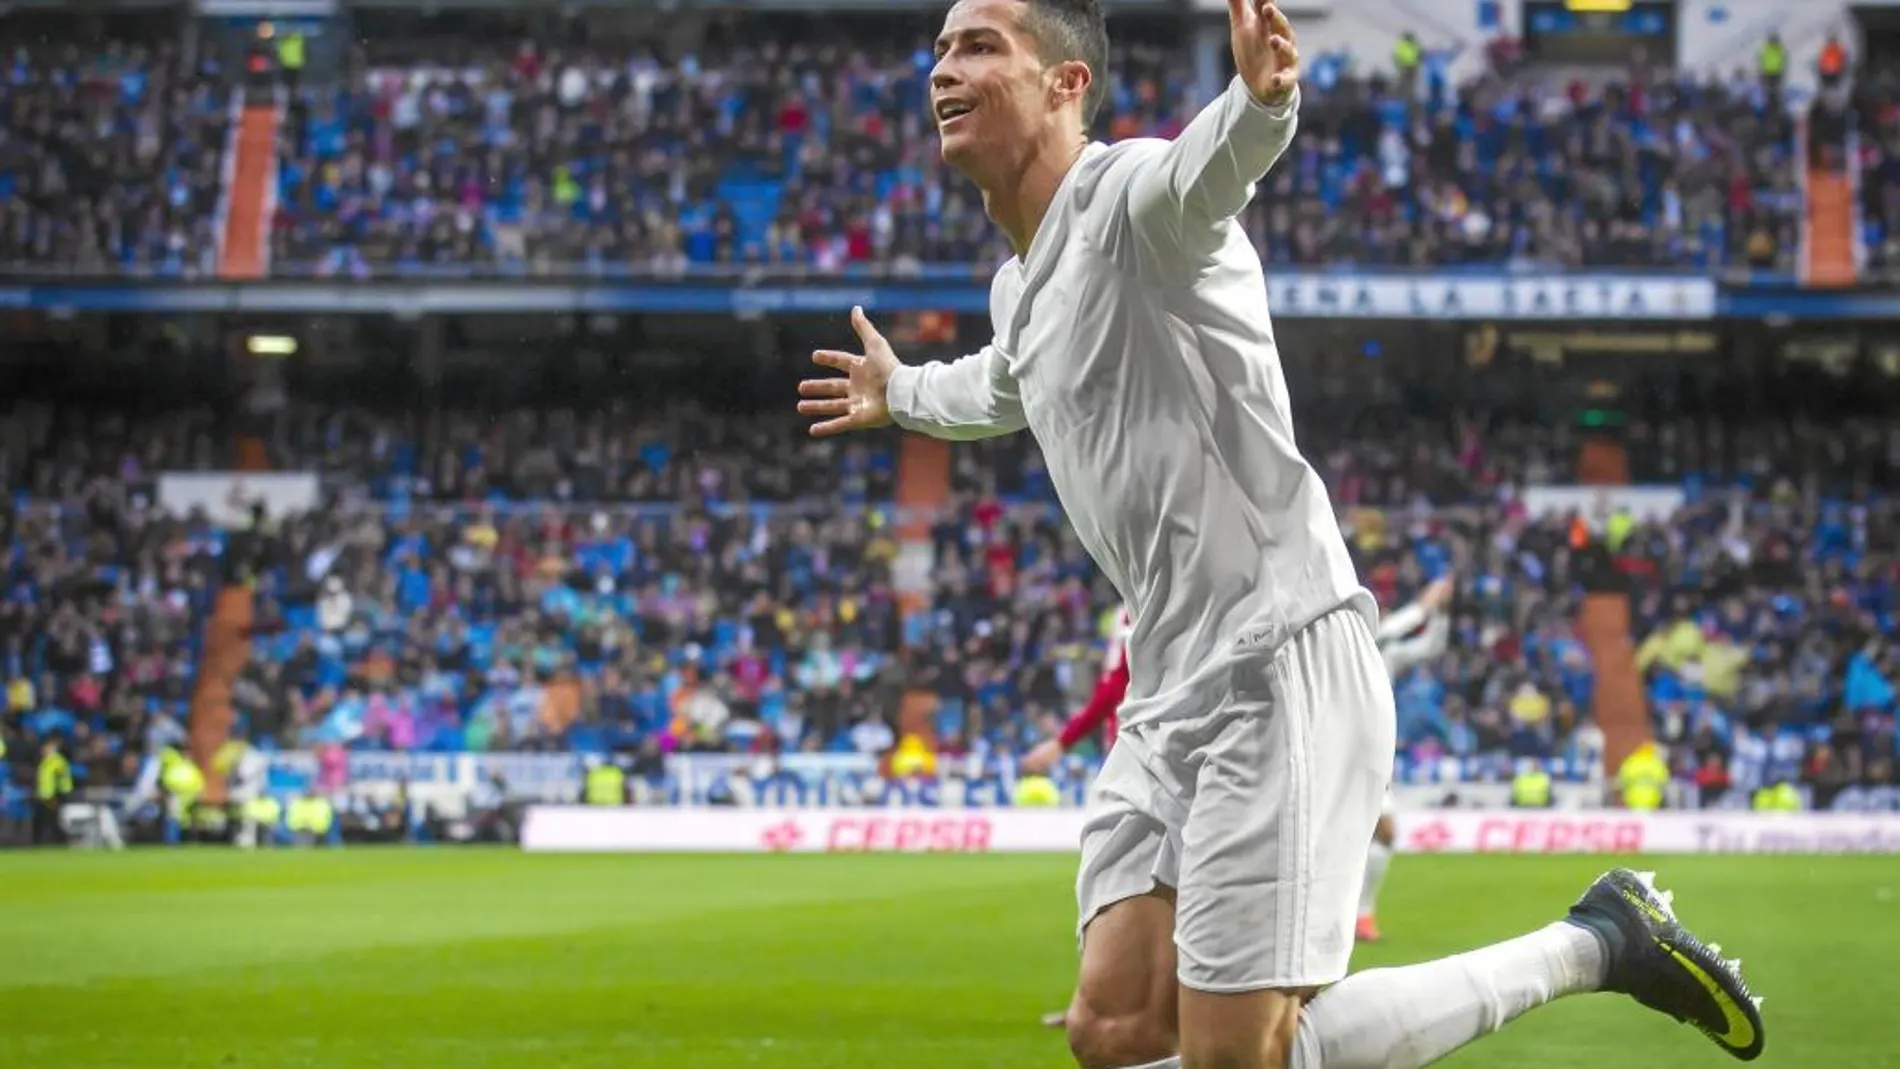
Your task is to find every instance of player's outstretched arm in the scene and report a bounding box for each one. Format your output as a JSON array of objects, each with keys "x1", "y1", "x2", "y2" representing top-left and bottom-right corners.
[
  {"x1": 1126, "y1": 0, "x2": 1301, "y2": 240},
  {"x1": 1022, "y1": 656, "x2": 1129, "y2": 774},
  {"x1": 800, "y1": 306, "x2": 1026, "y2": 441},
  {"x1": 1378, "y1": 577, "x2": 1454, "y2": 676}
]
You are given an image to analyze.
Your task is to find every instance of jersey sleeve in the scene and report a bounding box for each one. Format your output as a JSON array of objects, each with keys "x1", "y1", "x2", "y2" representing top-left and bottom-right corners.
[
  {"x1": 885, "y1": 343, "x2": 1028, "y2": 441},
  {"x1": 1058, "y1": 655, "x2": 1130, "y2": 750},
  {"x1": 1125, "y1": 78, "x2": 1299, "y2": 251}
]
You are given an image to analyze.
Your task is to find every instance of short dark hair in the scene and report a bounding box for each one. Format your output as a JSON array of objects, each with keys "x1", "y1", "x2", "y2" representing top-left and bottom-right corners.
[{"x1": 1020, "y1": 0, "x2": 1109, "y2": 126}]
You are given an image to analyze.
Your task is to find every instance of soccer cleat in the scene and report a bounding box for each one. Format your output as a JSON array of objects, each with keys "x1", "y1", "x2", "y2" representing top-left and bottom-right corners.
[
  {"x1": 1355, "y1": 913, "x2": 1383, "y2": 944},
  {"x1": 1565, "y1": 869, "x2": 1766, "y2": 1061}
]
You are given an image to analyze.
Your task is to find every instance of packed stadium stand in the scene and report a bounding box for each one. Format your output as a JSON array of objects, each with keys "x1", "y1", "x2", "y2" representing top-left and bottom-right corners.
[
  {"x1": 266, "y1": 26, "x2": 1810, "y2": 275},
  {"x1": 4, "y1": 1, "x2": 1900, "y2": 848},
  {"x1": 0, "y1": 10, "x2": 1827, "y2": 277},
  {"x1": 0, "y1": 29, "x2": 234, "y2": 276}
]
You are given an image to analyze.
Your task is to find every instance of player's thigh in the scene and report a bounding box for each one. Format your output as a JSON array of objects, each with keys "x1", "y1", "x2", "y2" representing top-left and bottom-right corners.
[
  {"x1": 1069, "y1": 887, "x2": 1180, "y2": 1068},
  {"x1": 1178, "y1": 985, "x2": 1316, "y2": 1069},
  {"x1": 1174, "y1": 608, "x2": 1394, "y2": 995}
]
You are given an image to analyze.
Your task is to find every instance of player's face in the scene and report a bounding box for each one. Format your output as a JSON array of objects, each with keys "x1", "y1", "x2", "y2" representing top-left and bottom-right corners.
[{"x1": 930, "y1": 0, "x2": 1052, "y2": 173}]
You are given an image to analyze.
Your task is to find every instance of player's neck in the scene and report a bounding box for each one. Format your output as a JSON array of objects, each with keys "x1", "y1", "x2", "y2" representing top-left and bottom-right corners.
[{"x1": 981, "y1": 133, "x2": 1087, "y2": 259}]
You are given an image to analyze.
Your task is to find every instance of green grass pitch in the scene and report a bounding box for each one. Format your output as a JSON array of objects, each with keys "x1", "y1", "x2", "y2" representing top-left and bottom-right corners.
[{"x1": 1, "y1": 849, "x2": 1893, "y2": 1068}]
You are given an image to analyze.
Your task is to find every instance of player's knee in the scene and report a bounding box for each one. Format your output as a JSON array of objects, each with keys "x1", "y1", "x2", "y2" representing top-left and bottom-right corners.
[
  {"x1": 1179, "y1": 1021, "x2": 1300, "y2": 1069},
  {"x1": 1065, "y1": 998, "x2": 1176, "y2": 1069},
  {"x1": 1178, "y1": 988, "x2": 1309, "y2": 1069}
]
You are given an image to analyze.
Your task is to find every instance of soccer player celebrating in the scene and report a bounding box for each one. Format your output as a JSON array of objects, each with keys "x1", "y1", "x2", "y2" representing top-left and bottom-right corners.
[
  {"x1": 1358, "y1": 575, "x2": 1454, "y2": 944},
  {"x1": 797, "y1": 1, "x2": 1765, "y2": 1066}
]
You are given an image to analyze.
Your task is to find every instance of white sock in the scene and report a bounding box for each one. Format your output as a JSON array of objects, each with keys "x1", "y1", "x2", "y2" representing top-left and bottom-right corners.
[
  {"x1": 1290, "y1": 923, "x2": 1606, "y2": 1069},
  {"x1": 1117, "y1": 1059, "x2": 1180, "y2": 1069},
  {"x1": 1358, "y1": 841, "x2": 1392, "y2": 917}
]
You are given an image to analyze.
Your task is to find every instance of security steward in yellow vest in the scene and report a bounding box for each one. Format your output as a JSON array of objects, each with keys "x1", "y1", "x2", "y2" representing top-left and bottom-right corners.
[
  {"x1": 34, "y1": 738, "x2": 73, "y2": 845},
  {"x1": 1752, "y1": 781, "x2": 1802, "y2": 813},
  {"x1": 584, "y1": 758, "x2": 627, "y2": 806},
  {"x1": 1511, "y1": 762, "x2": 1553, "y2": 809},
  {"x1": 159, "y1": 745, "x2": 206, "y2": 840},
  {"x1": 276, "y1": 28, "x2": 306, "y2": 90},
  {"x1": 1393, "y1": 32, "x2": 1422, "y2": 95},
  {"x1": 243, "y1": 794, "x2": 285, "y2": 847},
  {"x1": 1758, "y1": 34, "x2": 1786, "y2": 90},
  {"x1": 1618, "y1": 742, "x2": 1670, "y2": 811},
  {"x1": 286, "y1": 791, "x2": 337, "y2": 845}
]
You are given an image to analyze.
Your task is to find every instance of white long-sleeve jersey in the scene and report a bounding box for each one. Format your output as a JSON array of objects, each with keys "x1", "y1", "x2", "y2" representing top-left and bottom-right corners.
[
  {"x1": 1375, "y1": 600, "x2": 1450, "y2": 680},
  {"x1": 887, "y1": 80, "x2": 1373, "y2": 729}
]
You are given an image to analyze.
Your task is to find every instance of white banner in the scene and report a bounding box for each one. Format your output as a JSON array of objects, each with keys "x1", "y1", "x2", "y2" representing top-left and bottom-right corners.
[
  {"x1": 1522, "y1": 484, "x2": 1687, "y2": 524},
  {"x1": 522, "y1": 806, "x2": 1900, "y2": 855},
  {"x1": 158, "y1": 472, "x2": 321, "y2": 526},
  {"x1": 1266, "y1": 274, "x2": 1716, "y2": 321}
]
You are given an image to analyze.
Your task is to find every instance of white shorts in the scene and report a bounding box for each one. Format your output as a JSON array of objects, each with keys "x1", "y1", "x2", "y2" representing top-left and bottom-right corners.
[{"x1": 1075, "y1": 605, "x2": 1396, "y2": 993}]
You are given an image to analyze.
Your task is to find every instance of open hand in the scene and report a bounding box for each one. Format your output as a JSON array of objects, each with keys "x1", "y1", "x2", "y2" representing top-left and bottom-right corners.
[
  {"x1": 1019, "y1": 738, "x2": 1065, "y2": 776},
  {"x1": 1229, "y1": 0, "x2": 1300, "y2": 107},
  {"x1": 798, "y1": 306, "x2": 899, "y2": 437}
]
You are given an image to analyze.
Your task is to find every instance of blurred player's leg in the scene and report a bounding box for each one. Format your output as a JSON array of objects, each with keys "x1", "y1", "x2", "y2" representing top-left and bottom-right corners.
[
  {"x1": 1066, "y1": 890, "x2": 1181, "y2": 1069},
  {"x1": 1355, "y1": 812, "x2": 1394, "y2": 944},
  {"x1": 1069, "y1": 737, "x2": 1183, "y2": 1068}
]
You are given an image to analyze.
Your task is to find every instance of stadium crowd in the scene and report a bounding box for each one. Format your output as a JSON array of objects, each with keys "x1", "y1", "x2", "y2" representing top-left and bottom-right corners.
[
  {"x1": 269, "y1": 31, "x2": 1804, "y2": 275},
  {"x1": 4, "y1": 398, "x2": 1899, "y2": 814},
  {"x1": 0, "y1": 406, "x2": 221, "y2": 799},
  {"x1": 0, "y1": 22, "x2": 1812, "y2": 277},
  {"x1": 0, "y1": 34, "x2": 234, "y2": 276},
  {"x1": 1854, "y1": 63, "x2": 1900, "y2": 273}
]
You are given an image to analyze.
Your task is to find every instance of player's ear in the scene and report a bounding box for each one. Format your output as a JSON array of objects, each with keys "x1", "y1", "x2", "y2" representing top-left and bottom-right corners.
[{"x1": 1049, "y1": 58, "x2": 1091, "y2": 112}]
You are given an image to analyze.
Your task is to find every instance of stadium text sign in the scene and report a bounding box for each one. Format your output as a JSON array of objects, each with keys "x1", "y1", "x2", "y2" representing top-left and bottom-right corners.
[
  {"x1": 522, "y1": 807, "x2": 1900, "y2": 855},
  {"x1": 1265, "y1": 273, "x2": 1716, "y2": 320},
  {"x1": 521, "y1": 807, "x2": 1085, "y2": 853},
  {"x1": 1395, "y1": 811, "x2": 1900, "y2": 854}
]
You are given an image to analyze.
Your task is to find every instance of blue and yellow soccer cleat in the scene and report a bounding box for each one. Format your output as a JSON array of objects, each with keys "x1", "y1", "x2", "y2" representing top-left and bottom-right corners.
[{"x1": 1565, "y1": 869, "x2": 1766, "y2": 1061}]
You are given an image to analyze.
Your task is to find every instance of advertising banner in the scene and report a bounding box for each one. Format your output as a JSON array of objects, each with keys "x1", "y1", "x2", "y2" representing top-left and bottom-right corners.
[
  {"x1": 521, "y1": 807, "x2": 1900, "y2": 855},
  {"x1": 522, "y1": 805, "x2": 1088, "y2": 854},
  {"x1": 1395, "y1": 810, "x2": 1900, "y2": 854}
]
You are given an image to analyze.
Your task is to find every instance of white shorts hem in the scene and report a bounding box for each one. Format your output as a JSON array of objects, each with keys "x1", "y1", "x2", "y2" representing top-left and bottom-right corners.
[
  {"x1": 1175, "y1": 971, "x2": 1348, "y2": 995},
  {"x1": 1076, "y1": 878, "x2": 1176, "y2": 949}
]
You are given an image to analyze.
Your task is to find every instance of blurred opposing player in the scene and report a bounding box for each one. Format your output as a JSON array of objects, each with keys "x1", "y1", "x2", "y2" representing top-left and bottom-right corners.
[
  {"x1": 1356, "y1": 576, "x2": 1453, "y2": 944},
  {"x1": 1021, "y1": 606, "x2": 1132, "y2": 777},
  {"x1": 798, "y1": 0, "x2": 1765, "y2": 1065}
]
